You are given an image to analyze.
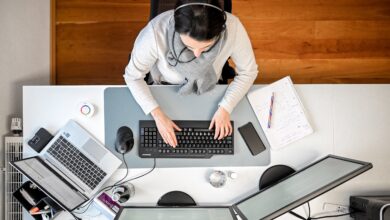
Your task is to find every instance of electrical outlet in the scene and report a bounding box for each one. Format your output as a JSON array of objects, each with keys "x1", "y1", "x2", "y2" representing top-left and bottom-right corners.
[{"x1": 323, "y1": 202, "x2": 350, "y2": 214}]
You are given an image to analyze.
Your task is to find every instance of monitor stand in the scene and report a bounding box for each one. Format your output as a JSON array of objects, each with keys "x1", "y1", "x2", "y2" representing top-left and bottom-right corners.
[
  {"x1": 259, "y1": 165, "x2": 295, "y2": 190},
  {"x1": 157, "y1": 191, "x2": 196, "y2": 206}
]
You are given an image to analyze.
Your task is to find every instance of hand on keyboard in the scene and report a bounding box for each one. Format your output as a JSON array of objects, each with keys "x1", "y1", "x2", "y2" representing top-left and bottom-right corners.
[
  {"x1": 151, "y1": 107, "x2": 182, "y2": 148},
  {"x1": 209, "y1": 106, "x2": 233, "y2": 140}
]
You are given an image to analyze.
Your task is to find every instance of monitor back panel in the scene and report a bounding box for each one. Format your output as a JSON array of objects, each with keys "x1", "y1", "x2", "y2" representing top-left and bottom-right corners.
[
  {"x1": 104, "y1": 86, "x2": 270, "y2": 168},
  {"x1": 115, "y1": 207, "x2": 236, "y2": 220},
  {"x1": 234, "y1": 155, "x2": 372, "y2": 220}
]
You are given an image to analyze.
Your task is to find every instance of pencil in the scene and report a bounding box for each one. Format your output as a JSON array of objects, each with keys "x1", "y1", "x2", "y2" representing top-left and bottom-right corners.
[{"x1": 268, "y1": 92, "x2": 275, "y2": 128}]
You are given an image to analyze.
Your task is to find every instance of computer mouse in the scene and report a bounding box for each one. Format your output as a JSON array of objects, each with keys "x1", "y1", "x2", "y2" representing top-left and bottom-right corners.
[{"x1": 115, "y1": 126, "x2": 134, "y2": 154}]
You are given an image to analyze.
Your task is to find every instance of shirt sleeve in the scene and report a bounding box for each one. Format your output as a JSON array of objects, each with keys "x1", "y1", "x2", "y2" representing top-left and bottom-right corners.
[
  {"x1": 123, "y1": 22, "x2": 160, "y2": 115},
  {"x1": 218, "y1": 18, "x2": 258, "y2": 114}
]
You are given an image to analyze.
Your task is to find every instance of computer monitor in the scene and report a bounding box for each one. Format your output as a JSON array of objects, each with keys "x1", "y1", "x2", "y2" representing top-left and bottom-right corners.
[
  {"x1": 115, "y1": 207, "x2": 237, "y2": 220},
  {"x1": 115, "y1": 155, "x2": 372, "y2": 220},
  {"x1": 233, "y1": 155, "x2": 372, "y2": 219}
]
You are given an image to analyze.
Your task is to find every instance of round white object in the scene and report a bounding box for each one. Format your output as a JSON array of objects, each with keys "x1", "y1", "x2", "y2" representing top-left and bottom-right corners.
[
  {"x1": 209, "y1": 170, "x2": 227, "y2": 188},
  {"x1": 78, "y1": 102, "x2": 95, "y2": 117}
]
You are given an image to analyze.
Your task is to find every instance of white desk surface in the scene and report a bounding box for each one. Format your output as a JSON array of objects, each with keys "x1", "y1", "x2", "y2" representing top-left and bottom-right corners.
[{"x1": 22, "y1": 85, "x2": 390, "y2": 220}]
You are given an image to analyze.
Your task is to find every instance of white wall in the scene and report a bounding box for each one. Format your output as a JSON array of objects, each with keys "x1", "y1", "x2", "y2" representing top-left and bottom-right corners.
[{"x1": 0, "y1": 0, "x2": 50, "y2": 219}]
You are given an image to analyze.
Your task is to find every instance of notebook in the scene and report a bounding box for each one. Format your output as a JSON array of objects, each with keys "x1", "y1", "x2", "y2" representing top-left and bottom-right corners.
[{"x1": 247, "y1": 76, "x2": 313, "y2": 150}]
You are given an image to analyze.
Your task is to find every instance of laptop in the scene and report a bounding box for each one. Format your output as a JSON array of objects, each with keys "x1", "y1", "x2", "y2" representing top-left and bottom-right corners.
[{"x1": 11, "y1": 120, "x2": 122, "y2": 211}]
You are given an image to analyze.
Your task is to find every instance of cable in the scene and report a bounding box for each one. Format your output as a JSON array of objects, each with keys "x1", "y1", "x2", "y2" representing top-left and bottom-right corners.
[
  {"x1": 289, "y1": 211, "x2": 306, "y2": 220},
  {"x1": 72, "y1": 156, "x2": 156, "y2": 216},
  {"x1": 116, "y1": 154, "x2": 129, "y2": 184},
  {"x1": 116, "y1": 157, "x2": 156, "y2": 185},
  {"x1": 305, "y1": 202, "x2": 354, "y2": 220},
  {"x1": 70, "y1": 211, "x2": 81, "y2": 220},
  {"x1": 288, "y1": 202, "x2": 311, "y2": 220}
]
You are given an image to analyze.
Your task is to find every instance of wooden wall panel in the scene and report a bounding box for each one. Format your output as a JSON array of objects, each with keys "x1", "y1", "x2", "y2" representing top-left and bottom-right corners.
[
  {"x1": 52, "y1": 0, "x2": 390, "y2": 85},
  {"x1": 257, "y1": 59, "x2": 390, "y2": 83},
  {"x1": 54, "y1": 0, "x2": 149, "y2": 84}
]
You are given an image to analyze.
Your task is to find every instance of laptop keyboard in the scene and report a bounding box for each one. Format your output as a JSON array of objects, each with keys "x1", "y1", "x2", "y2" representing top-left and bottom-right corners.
[{"x1": 47, "y1": 136, "x2": 107, "y2": 189}]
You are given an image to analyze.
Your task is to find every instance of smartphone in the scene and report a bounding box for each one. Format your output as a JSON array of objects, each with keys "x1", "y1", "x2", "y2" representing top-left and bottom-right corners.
[{"x1": 238, "y1": 122, "x2": 266, "y2": 156}]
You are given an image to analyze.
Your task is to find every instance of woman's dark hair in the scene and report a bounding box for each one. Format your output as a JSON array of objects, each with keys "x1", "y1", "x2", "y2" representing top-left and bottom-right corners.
[{"x1": 174, "y1": 0, "x2": 226, "y2": 41}]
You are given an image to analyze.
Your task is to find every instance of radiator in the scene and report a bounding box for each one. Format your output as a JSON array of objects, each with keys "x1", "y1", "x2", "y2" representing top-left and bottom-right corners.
[{"x1": 4, "y1": 136, "x2": 23, "y2": 220}]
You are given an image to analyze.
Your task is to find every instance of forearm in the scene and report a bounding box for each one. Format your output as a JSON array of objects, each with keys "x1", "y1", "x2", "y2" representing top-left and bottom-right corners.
[
  {"x1": 219, "y1": 16, "x2": 258, "y2": 113},
  {"x1": 218, "y1": 70, "x2": 257, "y2": 113},
  {"x1": 124, "y1": 74, "x2": 159, "y2": 115}
]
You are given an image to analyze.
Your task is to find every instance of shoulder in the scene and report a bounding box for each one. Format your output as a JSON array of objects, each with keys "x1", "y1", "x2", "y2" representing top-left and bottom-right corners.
[
  {"x1": 224, "y1": 12, "x2": 247, "y2": 41},
  {"x1": 149, "y1": 10, "x2": 174, "y2": 31},
  {"x1": 225, "y1": 12, "x2": 242, "y2": 28},
  {"x1": 136, "y1": 10, "x2": 172, "y2": 46}
]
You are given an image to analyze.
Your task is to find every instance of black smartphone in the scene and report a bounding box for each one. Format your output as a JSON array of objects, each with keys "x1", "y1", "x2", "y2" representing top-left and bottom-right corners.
[
  {"x1": 238, "y1": 122, "x2": 266, "y2": 156},
  {"x1": 28, "y1": 128, "x2": 53, "y2": 153}
]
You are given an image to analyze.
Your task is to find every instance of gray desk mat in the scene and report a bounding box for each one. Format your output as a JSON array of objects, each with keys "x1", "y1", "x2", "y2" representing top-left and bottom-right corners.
[{"x1": 104, "y1": 86, "x2": 270, "y2": 168}]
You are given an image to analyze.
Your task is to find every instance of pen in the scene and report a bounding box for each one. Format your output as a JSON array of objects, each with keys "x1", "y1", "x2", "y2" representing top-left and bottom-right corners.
[{"x1": 268, "y1": 92, "x2": 274, "y2": 128}]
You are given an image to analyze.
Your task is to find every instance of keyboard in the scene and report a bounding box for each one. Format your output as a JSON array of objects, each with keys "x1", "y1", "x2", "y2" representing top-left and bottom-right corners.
[
  {"x1": 47, "y1": 136, "x2": 107, "y2": 189},
  {"x1": 139, "y1": 120, "x2": 234, "y2": 158}
]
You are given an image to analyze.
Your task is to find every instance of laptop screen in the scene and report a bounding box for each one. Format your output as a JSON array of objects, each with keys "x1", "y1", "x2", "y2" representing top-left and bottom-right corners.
[
  {"x1": 234, "y1": 156, "x2": 372, "y2": 220},
  {"x1": 115, "y1": 207, "x2": 236, "y2": 220},
  {"x1": 12, "y1": 157, "x2": 87, "y2": 211}
]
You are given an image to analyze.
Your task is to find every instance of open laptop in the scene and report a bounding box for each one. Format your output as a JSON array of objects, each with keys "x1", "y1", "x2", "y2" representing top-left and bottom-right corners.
[{"x1": 11, "y1": 120, "x2": 122, "y2": 211}]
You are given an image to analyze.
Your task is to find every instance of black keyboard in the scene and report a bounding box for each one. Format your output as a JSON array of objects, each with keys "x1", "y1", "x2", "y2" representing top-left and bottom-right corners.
[
  {"x1": 139, "y1": 120, "x2": 234, "y2": 159},
  {"x1": 47, "y1": 136, "x2": 107, "y2": 189}
]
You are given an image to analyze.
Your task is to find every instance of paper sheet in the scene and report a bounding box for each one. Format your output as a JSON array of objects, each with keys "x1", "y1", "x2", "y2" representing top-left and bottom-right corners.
[{"x1": 247, "y1": 76, "x2": 313, "y2": 150}]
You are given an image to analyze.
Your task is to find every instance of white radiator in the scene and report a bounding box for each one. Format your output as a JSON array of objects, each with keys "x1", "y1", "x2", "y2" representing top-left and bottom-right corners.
[{"x1": 4, "y1": 136, "x2": 23, "y2": 220}]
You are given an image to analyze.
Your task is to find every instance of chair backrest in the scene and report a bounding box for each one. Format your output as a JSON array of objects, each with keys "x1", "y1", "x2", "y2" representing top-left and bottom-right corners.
[{"x1": 150, "y1": 0, "x2": 232, "y2": 20}]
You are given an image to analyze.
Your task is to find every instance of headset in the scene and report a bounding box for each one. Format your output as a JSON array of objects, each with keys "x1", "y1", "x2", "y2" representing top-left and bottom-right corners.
[
  {"x1": 175, "y1": 2, "x2": 225, "y2": 14},
  {"x1": 169, "y1": 2, "x2": 227, "y2": 66}
]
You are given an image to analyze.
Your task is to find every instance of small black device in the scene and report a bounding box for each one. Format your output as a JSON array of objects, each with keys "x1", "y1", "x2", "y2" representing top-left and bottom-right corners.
[
  {"x1": 115, "y1": 126, "x2": 134, "y2": 154},
  {"x1": 238, "y1": 122, "x2": 266, "y2": 156},
  {"x1": 27, "y1": 128, "x2": 53, "y2": 153},
  {"x1": 350, "y1": 195, "x2": 390, "y2": 220},
  {"x1": 139, "y1": 120, "x2": 234, "y2": 158}
]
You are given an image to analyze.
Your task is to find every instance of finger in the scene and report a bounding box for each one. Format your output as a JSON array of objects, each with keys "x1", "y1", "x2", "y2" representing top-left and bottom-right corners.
[
  {"x1": 223, "y1": 125, "x2": 229, "y2": 138},
  {"x1": 209, "y1": 119, "x2": 215, "y2": 130},
  {"x1": 214, "y1": 122, "x2": 220, "y2": 139},
  {"x1": 166, "y1": 133, "x2": 175, "y2": 148},
  {"x1": 161, "y1": 133, "x2": 169, "y2": 145},
  {"x1": 172, "y1": 132, "x2": 178, "y2": 147},
  {"x1": 172, "y1": 122, "x2": 182, "y2": 131},
  {"x1": 228, "y1": 123, "x2": 233, "y2": 136},
  {"x1": 168, "y1": 131, "x2": 178, "y2": 148},
  {"x1": 218, "y1": 125, "x2": 225, "y2": 140}
]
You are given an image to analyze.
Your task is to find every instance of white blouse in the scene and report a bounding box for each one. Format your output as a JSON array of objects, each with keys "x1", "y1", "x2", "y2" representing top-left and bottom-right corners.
[{"x1": 124, "y1": 10, "x2": 258, "y2": 114}]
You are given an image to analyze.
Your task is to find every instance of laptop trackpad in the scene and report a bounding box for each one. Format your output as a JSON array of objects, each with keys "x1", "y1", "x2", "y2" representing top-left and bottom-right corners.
[{"x1": 82, "y1": 139, "x2": 107, "y2": 163}]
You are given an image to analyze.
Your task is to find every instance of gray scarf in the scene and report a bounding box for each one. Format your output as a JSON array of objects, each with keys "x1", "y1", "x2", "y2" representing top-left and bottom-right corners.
[{"x1": 166, "y1": 20, "x2": 224, "y2": 95}]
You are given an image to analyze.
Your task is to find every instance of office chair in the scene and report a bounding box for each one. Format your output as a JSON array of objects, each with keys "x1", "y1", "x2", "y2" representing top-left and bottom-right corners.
[{"x1": 144, "y1": 0, "x2": 235, "y2": 84}]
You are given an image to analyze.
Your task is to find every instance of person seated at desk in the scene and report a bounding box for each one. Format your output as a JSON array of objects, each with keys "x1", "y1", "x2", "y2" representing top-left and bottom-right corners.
[{"x1": 124, "y1": 0, "x2": 258, "y2": 147}]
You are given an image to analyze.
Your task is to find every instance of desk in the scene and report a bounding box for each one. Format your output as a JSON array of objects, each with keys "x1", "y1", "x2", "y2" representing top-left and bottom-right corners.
[{"x1": 23, "y1": 85, "x2": 390, "y2": 220}]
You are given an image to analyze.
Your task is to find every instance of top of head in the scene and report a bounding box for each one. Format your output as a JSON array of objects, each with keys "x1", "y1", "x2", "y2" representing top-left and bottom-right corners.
[
  {"x1": 174, "y1": 2, "x2": 223, "y2": 12},
  {"x1": 173, "y1": 1, "x2": 226, "y2": 41}
]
